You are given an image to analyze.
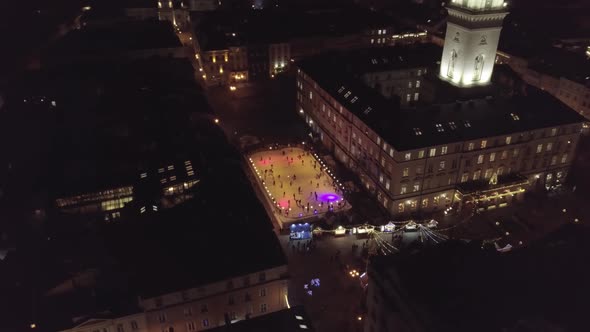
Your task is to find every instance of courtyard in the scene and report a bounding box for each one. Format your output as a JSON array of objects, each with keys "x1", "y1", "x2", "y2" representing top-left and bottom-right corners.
[{"x1": 248, "y1": 146, "x2": 350, "y2": 228}]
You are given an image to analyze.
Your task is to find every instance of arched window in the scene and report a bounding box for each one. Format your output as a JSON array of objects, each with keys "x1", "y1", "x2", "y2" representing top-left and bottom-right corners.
[
  {"x1": 447, "y1": 49, "x2": 458, "y2": 79},
  {"x1": 473, "y1": 54, "x2": 484, "y2": 81}
]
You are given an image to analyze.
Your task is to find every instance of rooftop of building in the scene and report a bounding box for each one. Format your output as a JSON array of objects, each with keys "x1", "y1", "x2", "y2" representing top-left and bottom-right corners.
[
  {"x1": 527, "y1": 47, "x2": 590, "y2": 87},
  {"x1": 370, "y1": 223, "x2": 590, "y2": 332},
  {"x1": 206, "y1": 306, "x2": 314, "y2": 332},
  {"x1": 1, "y1": 57, "x2": 207, "y2": 200},
  {"x1": 46, "y1": 18, "x2": 181, "y2": 59},
  {"x1": 297, "y1": 48, "x2": 586, "y2": 151},
  {"x1": 193, "y1": 7, "x2": 396, "y2": 51}
]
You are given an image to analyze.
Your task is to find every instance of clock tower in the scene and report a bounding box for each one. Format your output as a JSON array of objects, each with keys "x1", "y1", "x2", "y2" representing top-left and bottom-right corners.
[{"x1": 439, "y1": 0, "x2": 509, "y2": 87}]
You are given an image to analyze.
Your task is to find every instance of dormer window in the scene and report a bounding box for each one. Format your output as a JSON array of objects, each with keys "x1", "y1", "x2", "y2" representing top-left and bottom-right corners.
[{"x1": 435, "y1": 124, "x2": 445, "y2": 132}]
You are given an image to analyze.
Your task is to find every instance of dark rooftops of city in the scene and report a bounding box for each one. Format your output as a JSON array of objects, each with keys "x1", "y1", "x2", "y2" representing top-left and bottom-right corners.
[
  {"x1": 206, "y1": 306, "x2": 314, "y2": 332},
  {"x1": 193, "y1": 7, "x2": 396, "y2": 51},
  {"x1": 47, "y1": 19, "x2": 181, "y2": 58},
  {"x1": 527, "y1": 47, "x2": 590, "y2": 87},
  {"x1": 370, "y1": 224, "x2": 590, "y2": 331},
  {"x1": 297, "y1": 50, "x2": 585, "y2": 151}
]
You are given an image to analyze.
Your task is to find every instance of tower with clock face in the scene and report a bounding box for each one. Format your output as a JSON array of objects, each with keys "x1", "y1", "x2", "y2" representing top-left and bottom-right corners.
[{"x1": 439, "y1": 0, "x2": 509, "y2": 87}]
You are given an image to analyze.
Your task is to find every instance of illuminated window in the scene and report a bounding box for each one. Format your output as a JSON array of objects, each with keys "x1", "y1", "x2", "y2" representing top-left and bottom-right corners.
[
  {"x1": 398, "y1": 203, "x2": 404, "y2": 213},
  {"x1": 461, "y1": 173, "x2": 469, "y2": 183},
  {"x1": 416, "y1": 80, "x2": 421, "y2": 88},
  {"x1": 536, "y1": 144, "x2": 543, "y2": 153},
  {"x1": 484, "y1": 168, "x2": 493, "y2": 179},
  {"x1": 481, "y1": 140, "x2": 487, "y2": 149},
  {"x1": 490, "y1": 153, "x2": 496, "y2": 162},
  {"x1": 402, "y1": 168, "x2": 409, "y2": 177},
  {"x1": 422, "y1": 198, "x2": 428, "y2": 207},
  {"x1": 435, "y1": 124, "x2": 444, "y2": 132},
  {"x1": 439, "y1": 161, "x2": 445, "y2": 170},
  {"x1": 473, "y1": 170, "x2": 481, "y2": 181},
  {"x1": 498, "y1": 167, "x2": 504, "y2": 175},
  {"x1": 513, "y1": 148, "x2": 519, "y2": 157},
  {"x1": 464, "y1": 120, "x2": 472, "y2": 128},
  {"x1": 561, "y1": 153, "x2": 568, "y2": 163},
  {"x1": 309, "y1": 91, "x2": 313, "y2": 99},
  {"x1": 413, "y1": 127, "x2": 423, "y2": 136},
  {"x1": 477, "y1": 155, "x2": 484, "y2": 164},
  {"x1": 510, "y1": 113, "x2": 520, "y2": 121},
  {"x1": 414, "y1": 92, "x2": 420, "y2": 101},
  {"x1": 371, "y1": 39, "x2": 374, "y2": 44},
  {"x1": 406, "y1": 94, "x2": 411, "y2": 102},
  {"x1": 344, "y1": 91, "x2": 351, "y2": 98},
  {"x1": 350, "y1": 96, "x2": 358, "y2": 103},
  {"x1": 400, "y1": 185, "x2": 407, "y2": 194},
  {"x1": 429, "y1": 148, "x2": 436, "y2": 157},
  {"x1": 551, "y1": 128, "x2": 557, "y2": 136},
  {"x1": 408, "y1": 81, "x2": 413, "y2": 88},
  {"x1": 404, "y1": 153, "x2": 411, "y2": 161},
  {"x1": 501, "y1": 150, "x2": 508, "y2": 159},
  {"x1": 441, "y1": 146, "x2": 448, "y2": 155},
  {"x1": 546, "y1": 142, "x2": 553, "y2": 151},
  {"x1": 418, "y1": 150, "x2": 425, "y2": 158}
]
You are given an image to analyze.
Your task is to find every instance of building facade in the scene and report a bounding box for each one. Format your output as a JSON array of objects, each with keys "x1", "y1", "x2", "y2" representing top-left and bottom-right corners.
[
  {"x1": 295, "y1": 2, "x2": 584, "y2": 219},
  {"x1": 140, "y1": 265, "x2": 289, "y2": 332},
  {"x1": 58, "y1": 265, "x2": 289, "y2": 332}
]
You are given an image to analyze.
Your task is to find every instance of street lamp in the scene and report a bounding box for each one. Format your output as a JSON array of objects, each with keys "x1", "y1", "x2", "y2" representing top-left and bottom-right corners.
[{"x1": 214, "y1": 118, "x2": 220, "y2": 124}]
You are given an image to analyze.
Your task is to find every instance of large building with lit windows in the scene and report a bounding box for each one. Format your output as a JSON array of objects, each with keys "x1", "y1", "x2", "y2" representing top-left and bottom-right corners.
[
  {"x1": 295, "y1": 1, "x2": 586, "y2": 218},
  {"x1": 191, "y1": 8, "x2": 418, "y2": 86}
]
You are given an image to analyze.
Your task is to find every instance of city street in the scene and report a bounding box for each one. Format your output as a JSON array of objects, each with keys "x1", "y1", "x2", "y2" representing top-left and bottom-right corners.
[{"x1": 278, "y1": 233, "x2": 367, "y2": 332}]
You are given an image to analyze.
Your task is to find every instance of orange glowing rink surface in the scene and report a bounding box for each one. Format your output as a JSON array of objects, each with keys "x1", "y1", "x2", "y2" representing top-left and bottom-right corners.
[{"x1": 248, "y1": 147, "x2": 349, "y2": 222}]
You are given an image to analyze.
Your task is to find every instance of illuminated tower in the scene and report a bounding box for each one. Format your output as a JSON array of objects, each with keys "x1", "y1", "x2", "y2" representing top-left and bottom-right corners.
[{"x1": 439, "y1": 0, "x2": 509, "y2": 87}]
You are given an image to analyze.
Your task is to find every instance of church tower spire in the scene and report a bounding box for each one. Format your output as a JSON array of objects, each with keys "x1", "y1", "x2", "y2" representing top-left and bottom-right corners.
[{"x1": 439, "y1": 0, "x2": 509, "y2": 87}]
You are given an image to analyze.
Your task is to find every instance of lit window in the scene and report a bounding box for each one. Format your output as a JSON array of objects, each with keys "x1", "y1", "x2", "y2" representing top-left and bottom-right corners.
[
  {"x1": 408, "y1": 81, "x2": 413, "y2": 88},
  {"x1": 461, "y1": 173, "x2": 469, "y2": 183},
  {"x1": 477, "y1": 155, "x2": 484, "y2": 164},
  {"x1": 435, "y1": 124, "x2": 444, "y2": 132},
  {"x1": 309, "y1": 91, "x2": 313, "y2": 100},
  {"x1": 338, "y1": 86, "x2": 345, "y2": 93},
  {"x1": 505, "y1": 136, "x2": 512, "y2": 145},
  {"x1": 473, "y1": 170, "x2": 481, "y2": 181},
  {"x1": 536, "y1": 144, "x2": 543, "y2": 153},
  {"x1": 414, "y1": 92, "x2": 420, "y2": 101},
  {"x1": 364, "y1": 106, "x2": 372, "y2": 114},
  {"x1": 490, "y1": 153, "x2": 496, "y2": 162},
  {"x1": 400, "y1": 185, "x2": 407, "y2": 194},
  {"x1": 413, "y1": 127, "x2": 423, "y2": 136},
  {"x1": 513, "y1": 148, "x2": 519, "y2": 157},
  {"x1": 389, "y1": 148, "x2": 394, "y2": 157},
  {"x1": 350, "y1": 96, "x2": 358, "y2": 103},
  {"x1": 468, "y1": 143, "x2": 474, "y2": 151},
  {"x1": 404, "y1": 153, "x2": 411, "y2": 161},
  {"x1": 441, "y1": 146, "x2": 448, "y2": 155},
  {"x1": 551, "y1": 128, "x2": 557, "y2": 136},
  {"x1": 344, "y1": 91, "x2": 351, "y2": 98},
  {"x1": 498, "y1": 167, "x2": 504, "y2": 175},
  {"x1": 398, "y1": 203, "x2": 404, "y2": 212},
  {"x1": 371, "y1": 39, "x2": 374, "y2": 44},
  {"x1": 403, "y1": 168, "x2": 409, "y2": 177},
  {"x1": 501, "y1": 151, "x2": 508, "y2": 159},
  {"x1": 439, "y1": 161, "x2": 445, "y2": 170},
  {"x1": 546, "y1": 142, "x2": 553, "y2": 151},
  {"x1": 484, "y1": 168, "x2": 493, "y2": 179},
  {"x1": 510, "y1": 113, "x2": 520, "y2": 121},
  {"x1": 413, "y1": 183, "x2": 420, "y2": 192},
  {"x1": 406, "y1": 94, "x2": 411, "y2": 102},
  {"x1": 418, "y1": 150, "x2": 425, "y2": 158},
  {"x1": 481, "y1": 140, "x2": 487, "y2": 149},
  {"x1": 422, "y1": 198, "x2": 428, "y2": 207},
  {"x1": 429, "y1": 148, "x2": 436, "y2": 157},
  {"x1": 561, "y1": 153, "x2": 568, "y2": 163},
  {"x1": 464, "y1": 120, "x2": 472, "y2": 128}
]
